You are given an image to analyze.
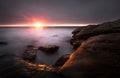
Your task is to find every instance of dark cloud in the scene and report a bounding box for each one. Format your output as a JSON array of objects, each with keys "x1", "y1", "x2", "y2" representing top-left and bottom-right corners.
[{"x1": 0, "y1": 0, "x2": 120, "y2": 24}]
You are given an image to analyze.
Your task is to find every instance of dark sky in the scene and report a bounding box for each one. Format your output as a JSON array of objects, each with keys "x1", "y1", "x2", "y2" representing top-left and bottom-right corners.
[{"x1": 0, "y1": 0, "x2": 120, "y2": 24}]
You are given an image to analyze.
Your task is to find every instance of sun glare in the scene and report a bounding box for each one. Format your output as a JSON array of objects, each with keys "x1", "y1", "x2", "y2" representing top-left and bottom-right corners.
[{"x1": 33, "y1": 22, "x2": 43, "y2": 28}]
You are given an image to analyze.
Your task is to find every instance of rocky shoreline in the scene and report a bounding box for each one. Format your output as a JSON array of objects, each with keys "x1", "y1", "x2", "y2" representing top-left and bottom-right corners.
[
  {"x1": 60, "y1": 19, "x2": 120, "y2": 78},
  {"x1": 0, "y1": 19, "x2": 120, "y2": 78}
]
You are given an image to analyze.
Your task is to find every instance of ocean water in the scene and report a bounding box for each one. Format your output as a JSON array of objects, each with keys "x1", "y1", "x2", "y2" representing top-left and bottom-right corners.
[{"x1": 0, "y1": 27, "x2": 75, "y2": 65}]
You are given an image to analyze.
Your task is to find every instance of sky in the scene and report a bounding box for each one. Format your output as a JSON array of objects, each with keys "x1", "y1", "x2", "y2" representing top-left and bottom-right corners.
[{"x1": 0, "y1": 0, "x2": 120, "y2": 25}]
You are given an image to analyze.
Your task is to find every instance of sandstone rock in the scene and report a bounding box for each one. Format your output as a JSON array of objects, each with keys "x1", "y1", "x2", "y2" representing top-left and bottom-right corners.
[
  {"x1": 38, "y1": 45, "x2": 59, "y2": 54},
  {"x1": 70, "y1": 19, "x2": 120, "y2": 49},
  {"x1": 72, "y1": 26, "x2": 86, "y2": 35},
  {"x1": 60, "y1": 19, "x2": 120, "y2": 78}
]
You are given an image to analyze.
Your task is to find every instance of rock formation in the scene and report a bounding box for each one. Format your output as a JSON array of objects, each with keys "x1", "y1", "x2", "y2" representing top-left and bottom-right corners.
[
  {"x1": 38, "y1": 45, "x2": 59, "y2": 54},
  {"x1": 60, "y1": 19, "x2": 120, "y2": 78}
]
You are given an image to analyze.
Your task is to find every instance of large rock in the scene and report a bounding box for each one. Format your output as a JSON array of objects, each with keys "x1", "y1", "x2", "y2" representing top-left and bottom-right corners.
[
  {"x1": 70, "y1": 19, "x2": 120, "y2": 49},
  {"x1": 60, "y1": 19, "x2": 120, "y2": 78}
]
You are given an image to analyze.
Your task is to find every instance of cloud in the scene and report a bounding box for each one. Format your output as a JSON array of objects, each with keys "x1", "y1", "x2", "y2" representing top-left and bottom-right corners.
[{"x1": 0, "y1": 0, "x2": 120, "y2": 24}]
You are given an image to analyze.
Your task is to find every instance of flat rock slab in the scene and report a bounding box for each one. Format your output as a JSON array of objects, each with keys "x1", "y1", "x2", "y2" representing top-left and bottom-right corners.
[{"x1": 38, "y1": 45, "x2": 59, "y2": 54}]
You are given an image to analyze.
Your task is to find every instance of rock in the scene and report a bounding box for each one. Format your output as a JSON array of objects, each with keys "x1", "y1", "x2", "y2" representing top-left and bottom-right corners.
[
  {"x1": 72, "y1": 26, "x2": 86, "y2": 35},
  {"x1": 70, "y1": 19, "x2": 120, "y2": 49},
  {"x1": 22, "y1": 47, "x2": 37, "y2": 62},
  {"x1": 70, "y1": 39, "x2": 84, "y2": 49},
  {"x1": 27, "y1": 45, "x2": 34, "y2": 48},
  {"x1": 60, "y1": 19, "x2": 120, "y2": 78},
  {"x1": 38, "y1": 45, "x2": 59, "y2": 54},
  {"x1": 0, "y1": 55, "x2": 59, "y2": 78},
  {"x1": 0, "y1": 41, "x2": 8, "y2": 46},
  {"x1": 0, "y1": 54, "x2": 29, "y2": 78},
  {"x1": 22, "y1": 61, "x2": 59, "y2": 78},
  {"x1": 54, "y1": 54, "x2": 70, "y2": 67}
]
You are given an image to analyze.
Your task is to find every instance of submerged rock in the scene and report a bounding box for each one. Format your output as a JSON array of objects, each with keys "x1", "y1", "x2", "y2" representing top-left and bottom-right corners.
[
  {"x1": 22, "y1": 46, "x2": 38, "y2": 62},
  {"x1": 0, "y1": 41, "x2": 8, "y2": 46},
  {"x1": 38, "y1": 45, "x2": 59, "y2": 54},
  {"x1": 60, "y1": 19, "x2": 120, "y2": 78},
  {"x1": 27, "y1": 45, "x2": 34, "y2": 48},
  {"x1": 54, "y1": 54, "x2": 70, "y2": 67}
]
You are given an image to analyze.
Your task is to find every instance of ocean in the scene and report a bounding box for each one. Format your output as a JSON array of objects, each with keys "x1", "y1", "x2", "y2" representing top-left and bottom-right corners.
[{"x1": 0, "y1": 27, "x2": 76, "y2": 65}]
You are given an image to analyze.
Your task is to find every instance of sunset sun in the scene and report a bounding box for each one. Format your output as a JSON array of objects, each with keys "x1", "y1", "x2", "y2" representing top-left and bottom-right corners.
[{"x1": 33, "y1": 22, "x2": 43, "y2": 28}]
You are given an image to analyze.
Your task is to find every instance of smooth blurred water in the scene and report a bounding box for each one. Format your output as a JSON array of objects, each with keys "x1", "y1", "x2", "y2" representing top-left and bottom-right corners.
[{"x1": 0, "y1": 27, "x2": 75, "y2": 65}]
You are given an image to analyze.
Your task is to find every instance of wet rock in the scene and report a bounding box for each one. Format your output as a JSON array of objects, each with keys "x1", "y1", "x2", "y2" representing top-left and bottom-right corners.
[
  {"x1": 54, "y1": 54, "x2": 70, "y2": 67},
  {"x1": 0, "y1": 54, "x2": 29, "y2": 78},
  {"x1": 0, "y1": 41, "x2": 8, "y2": 46},
  {"x1": 38, "y1": 45, "x2": 59, "y2": 54},
  {"x1": 0, "y1": 55, "x2": 60, "y2": 78},
  {"x1": 22, "y1": 47, "x2": 37, "y2": 62},
  {"x1": 27, "y1": 45, "x2": 34, "y2": 48},
  {"x1": 60, "y1": 19, "x2": 120, "y2": 78},
  {"x1": 22, "y1": 61, "x2": 59, "y2": 78}
]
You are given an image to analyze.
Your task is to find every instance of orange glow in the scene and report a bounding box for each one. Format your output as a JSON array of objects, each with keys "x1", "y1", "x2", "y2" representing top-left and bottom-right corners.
[
  {"x1": 0, "y1": 24, "x2": 89, "y2": 27},
  {"x1": 32, "y1": 22, "x2": 43, "y2": 28},
  {"x1": 27, "y1": 17, "x2": 46, "y2": 29},
  {"x1": 0, "y1": 15, "x2": 92, "y2": 27},
  {"x1": 0, "y1": 16, "x2": 90, "y2": 27}
]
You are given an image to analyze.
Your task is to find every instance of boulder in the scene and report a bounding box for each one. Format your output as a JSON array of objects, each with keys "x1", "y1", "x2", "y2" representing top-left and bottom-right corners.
[
  {"x1": 54, "y1": 54, "x2": 70, "y2": 67},
  {"x1": 60, "y1": 19, "x2": 120, "y2": 78},
  {"x1": 38, "y1": 45, "x2": 59, "y2": 54}
]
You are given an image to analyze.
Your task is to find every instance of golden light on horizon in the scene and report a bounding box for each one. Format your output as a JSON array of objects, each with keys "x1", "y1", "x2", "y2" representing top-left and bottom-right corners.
[
  {"x1": 0, "y1": 23, "x2": 89, "y2": 27},
  {"x1": 32, "y1": 22, "x2": 43, "y2": 28},
  {"x1": 0, "y1": 17, "x2": 92, "y2": 27},
  {"x1": 0, "y1": 16, "x2": 90, "y2": 27}
]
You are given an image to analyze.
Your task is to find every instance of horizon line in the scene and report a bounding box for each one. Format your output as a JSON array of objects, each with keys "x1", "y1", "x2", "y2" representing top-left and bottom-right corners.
[{"x1": 0, "y1": 24, "x2": 91, "y2": 27}]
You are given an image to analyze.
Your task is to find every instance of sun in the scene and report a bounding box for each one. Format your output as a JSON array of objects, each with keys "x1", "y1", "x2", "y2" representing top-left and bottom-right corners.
[{"x1": 33, "y1": 22, "x2": 43, "y2": 28}]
